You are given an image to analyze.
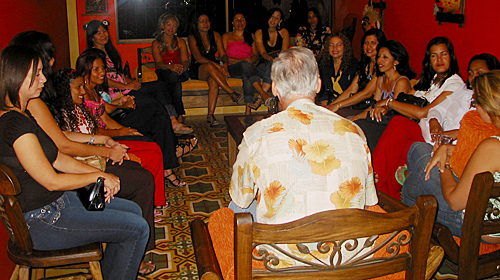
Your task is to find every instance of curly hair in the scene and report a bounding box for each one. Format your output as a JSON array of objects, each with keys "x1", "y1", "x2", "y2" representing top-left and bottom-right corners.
[
  {"x1": 154, "y1": 14, "x2": 180, "y2": 54},
  {"x1": 318, "y1": 32, "x2": 354, "y2": 73},
  {"x1": 51, "y1": 68, "x2": 98, "y2": 134},
  {"x1": 413, "y1": 36, "x2": 460, "y2": 91},
  {"x1": 375, "y1": 40, "x2": 416, "y2": 80}
]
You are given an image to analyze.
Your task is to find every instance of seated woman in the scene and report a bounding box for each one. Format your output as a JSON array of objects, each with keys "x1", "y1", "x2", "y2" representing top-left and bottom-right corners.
[
  {"x1": 50, "y1": 68, "x2": 168, "y2": 211},
  {"x1": 254, "y1": 8, "x2": 290, "y2": 95},
  {"x1": 76, "y1": 48, "x2": 193, "y2": 187},
  {"x1": 85, "y1": 20, "x2": 192, "y2": 134},
  {"x1": 327, "y1": 29, "x2": 387, "y2": 115},
  {"x1": 369, "y1": 37, "x2": 464, "y2": 200},
  {"x1": 402, "y1": 70, "x2": 500, "y2": 243},
  {"x1": 11, "y1": 32, "x2": 158, "y2": 270},
  {"x1": 223, "y1": 12, "x2": 271, "y2": 114},
  {"x1": 295, "y1": 7, "x2": 331, "y2": 57},
  {"x1": 317, "y1": 33, "x2": 359, "y2": 106},
  {"x1": 152, "y1": 14, "x2": 190, "y2": 127},
  {"x1": 188, "y1": 12, "x2": 243, "y2": 126},
  {"x1": 0, "y1": 45, "x2": 150, "y2": 280}
]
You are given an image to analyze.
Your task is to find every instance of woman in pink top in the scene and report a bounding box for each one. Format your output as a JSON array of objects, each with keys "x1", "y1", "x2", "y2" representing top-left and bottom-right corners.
[{"x1": 223, "y1": 12, "x2": 271, "y2": 114}]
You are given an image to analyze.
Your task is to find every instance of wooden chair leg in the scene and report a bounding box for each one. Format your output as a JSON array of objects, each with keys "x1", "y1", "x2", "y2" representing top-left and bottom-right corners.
[
  {"x1": 18, "y1": 266, "x2": 30, "y2": 280},
  {"x1": 89, "y1": 261, "x2": 103, "y2": 280},
  {"x1": 33, "y1": 268, "x2": 44, "y2": 280}
]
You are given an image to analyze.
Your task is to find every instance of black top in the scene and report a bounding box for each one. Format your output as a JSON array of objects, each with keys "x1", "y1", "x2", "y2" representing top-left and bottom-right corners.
[
  {"x1": 263, "y1": 30, "x2": 283, "y2": 55},
  {"x1": 0, "y1": 110, "x2": 63, "y2": 212},
  {"x1": 318, "y1": 57, "x2": 359, "y2": 104}
]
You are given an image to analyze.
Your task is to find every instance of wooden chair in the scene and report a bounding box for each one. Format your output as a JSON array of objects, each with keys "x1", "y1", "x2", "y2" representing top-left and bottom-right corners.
[
  {"x1": 192, "y1": 193, "x2": 440, "y2": 280},
  {"x1": 0, "y1": 164, "x2": 103, "y2": 280},
  {"x1": 432, "y1": 171, "x2": 500, "y2": 279}
]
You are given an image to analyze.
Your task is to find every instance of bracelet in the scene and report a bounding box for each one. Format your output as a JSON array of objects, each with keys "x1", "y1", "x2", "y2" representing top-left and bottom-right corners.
[
  {"x1": 444, "y1": 162, "x2": 451, "y2": 169},
  {"x1": 337, "y1": 103, "x2": 342, "y2": 109},
  {"x1": 90, "y1": 134, "x2": 95, "y2": 144},
  {"x1": 385, "y1": 98, "x2": 394, "y2": 108}
]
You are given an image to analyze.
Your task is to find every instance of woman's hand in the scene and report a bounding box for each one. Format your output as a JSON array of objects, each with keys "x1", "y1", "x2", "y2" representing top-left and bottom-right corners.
[
  {"x1": 117, "y1": 127, "x2": 143, "y2": 136},
  {"x1": 168, "y1": 63, "x2": 184, "y2": 74},
  {"x1": 369, "y1": 106, "x2": 388, "y2": 122},
  {"x1": 350, "y1": 110, "x2": 368, "y2": 122},
  {"x1": 327, "y1": 102, "x2": 341, "y2": 112},
  {"x1": 99, "y1": 172, "x2": 121, "y2": 202},
  {"x1": 115, "y1": 96, "x2": 136, "y2": 109},
  {"x1": 221, "y1": 63, "x2": 230, "y2": 78},
  {"x1": 425, "y1": 144, "x2": 454, "y2": 180},
  {"x1": 108, "y1": 144, "x2": 129, "y2": 165},
  {"x1": 374, "y1": 99, "x2": 388, "y2": 108},
  {"x1": 126, "y1": 80, "x2": 141, "y2": 91}
]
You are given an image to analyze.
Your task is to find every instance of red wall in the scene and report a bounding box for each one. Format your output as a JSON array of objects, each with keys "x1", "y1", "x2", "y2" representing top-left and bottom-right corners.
[
  {"x1": 0, "y1": 0, "x2": 70, "y2": 70},
  {"x1": 335, "y1": 0, "x2": 500, "y2": 79},
  {"x1": 0, "y1": 2, "x2": 69, "y2": 277}
]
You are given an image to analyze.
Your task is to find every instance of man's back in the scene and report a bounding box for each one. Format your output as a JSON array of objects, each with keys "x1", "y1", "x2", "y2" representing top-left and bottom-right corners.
[{"x1": 230, "y1": 98, "x2": 377, "y2": 225}]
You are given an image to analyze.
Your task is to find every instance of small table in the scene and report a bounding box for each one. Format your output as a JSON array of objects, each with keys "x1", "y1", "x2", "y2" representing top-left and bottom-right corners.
[{"x1": 224, "y1": 113, "x2": 267, "y2": 168}]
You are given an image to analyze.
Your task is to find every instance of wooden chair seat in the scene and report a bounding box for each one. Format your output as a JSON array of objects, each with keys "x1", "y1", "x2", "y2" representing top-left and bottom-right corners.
[
  {"x1": 7, "y1": 240, "x2": 102, "y2": 268},
  {"x1": 191, "y1": 192, "x2": 441, "y2": 280},
  {"x1": 432, "y1": 172, "x2": 500, "y2": 279},
  {"x1": 0, "y1": 164, "x2": 103, "y2": 280}
]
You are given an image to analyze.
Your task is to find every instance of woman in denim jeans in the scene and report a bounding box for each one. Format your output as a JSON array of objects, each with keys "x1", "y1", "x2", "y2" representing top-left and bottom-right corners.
[
  {"x1": 402, "y1": 70, "x2": 500, "y2": 243},
  {"x1": 0, "y1": 45, "x2": 150, "y2": 279}
]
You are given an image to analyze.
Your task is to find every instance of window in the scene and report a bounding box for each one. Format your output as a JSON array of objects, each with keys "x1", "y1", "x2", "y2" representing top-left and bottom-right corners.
[{"x1": 115, "y1": 0, "x2": 230, "y2": 43}]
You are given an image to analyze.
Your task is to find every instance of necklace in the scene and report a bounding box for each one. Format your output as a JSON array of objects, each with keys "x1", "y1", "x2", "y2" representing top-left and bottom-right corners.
[{"x1": 84, "y1": 83, "x2": 99, "y2": 102}]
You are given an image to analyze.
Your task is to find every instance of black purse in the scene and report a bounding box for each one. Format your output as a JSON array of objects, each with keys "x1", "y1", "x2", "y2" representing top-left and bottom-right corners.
[
  {"x1": 395, "y1": 92, "x2": 429, "y2": 107},
  {"x1": 77, "y1": 177, "x2": 105, "y2": 211},
  {"x1": 109, "y1": 107, "x2": 134, "y2": 122}
]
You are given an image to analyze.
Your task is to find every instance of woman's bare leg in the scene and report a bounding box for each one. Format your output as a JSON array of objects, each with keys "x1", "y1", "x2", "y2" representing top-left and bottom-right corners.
[
  {"x1": 199, "y1": 63, "x2": 237, "y2": 94},
  {"x1": 207, "y1": 78, "x2": 219, "y2": 116},
  {"x1": 253, "y1": 81, "x2": 272, "y2": 100},
  {"x1": 262, "y1": 82, "x2": 271, "y2": 94}
]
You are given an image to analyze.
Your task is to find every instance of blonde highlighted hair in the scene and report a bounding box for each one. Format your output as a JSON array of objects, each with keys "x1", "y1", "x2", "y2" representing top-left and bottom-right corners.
[
  {"x1": 155, "y1": 14, "x2": 180, "y2": 53},
  {"x1": 473, "y1": 70, "x2": 500, "y2": 119}
]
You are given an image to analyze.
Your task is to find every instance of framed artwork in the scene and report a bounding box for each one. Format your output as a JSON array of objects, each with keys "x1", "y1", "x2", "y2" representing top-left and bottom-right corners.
[
  {"x1": 85, "y1": 0, "x2": 108, "y2": 15},
  {"x1": 434, "y1": 0, "x2": 465, "y2": 27}
]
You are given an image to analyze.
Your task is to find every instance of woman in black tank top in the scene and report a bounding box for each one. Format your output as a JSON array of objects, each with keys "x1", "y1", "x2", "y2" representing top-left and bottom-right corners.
[
  {"x1": 188, "y1": 13, "x2": 243, "y2": 126},
  {"x1": 255, "y1": 8, "x2": 290, "y2": 94}
]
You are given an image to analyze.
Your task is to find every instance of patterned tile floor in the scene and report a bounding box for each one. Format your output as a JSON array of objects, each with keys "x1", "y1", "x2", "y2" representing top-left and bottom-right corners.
[{"x1": 139, "y1": 115, "x2": 232, "y2": 280}]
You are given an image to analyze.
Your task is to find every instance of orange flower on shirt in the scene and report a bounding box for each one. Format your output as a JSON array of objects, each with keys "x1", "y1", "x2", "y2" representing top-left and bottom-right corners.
[
  {"x1": 303, "y1": 140, "x2": 341, "y2": 176},
  {"x1": 287, "y1": 107, "x2": 313, "y2": 125},
  {"x1": 268, "y1": 122, "x2": 285, "y2": 132},
  {"x1": 288, "y1": 139, "x2": 308, "y2": 156},
  {"x1": 338, "y1": 177, "x2": 363, "y2": 202},
  {"x1": 330, "y1": 192, "x2": 352, "y2": 208},
  {"x1": 334, "y1": 119, "x2": 360, "y2": 136},
  {"x1": 264, "y1": 181, "x2": 286, "y2": 218}
]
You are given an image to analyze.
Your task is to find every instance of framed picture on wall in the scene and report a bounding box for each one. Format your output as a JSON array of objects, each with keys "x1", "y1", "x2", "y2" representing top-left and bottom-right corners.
[{"x1": 85, "y1": 0, "x2": 108, "y2": 15}]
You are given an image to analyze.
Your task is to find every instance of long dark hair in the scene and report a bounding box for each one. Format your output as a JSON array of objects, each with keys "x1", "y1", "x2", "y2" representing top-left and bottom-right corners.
[
  {"x1": 85, "y1": 20, "x2": 123, "y2": 73},
  {"x1": 467, "y1": 53, "x2": 500, "y2": 88},
  {"x1": 50, "y1": 68, "x2": 98, "y2": 133},
  {"x1": 262, "y1": 8, "x2": 285, "y2": 43},
  {"x1": 190, "y1": 12, "x2": 216, "y2": 54},
  {"x1": 232, "y1": 12, "x2": 254, "y2": 46},
  {"x1": 9, "y1": 31, "x2": 57, "y2": 107},
  {"x1": 306, "y1": 8, "x2": 323, "y2": 34},
  {"x1": 413, "y1": 37, "x2": 460, "y2": 91},
  {"x1": 375, "y1": 40, "x2": 416, "y2": 80},
  {"x1": 318, "y1": 33, "x2": 354, "y2": 73},
  {"x1": 76, "y1": 48, "x2": 108, "y2": 93},
  {"x1": 358, "y1": 28, "x2": 386, "y2": 87},
  {"x1": 0, "y1": 46, "x2": 40, "y2": 111}
]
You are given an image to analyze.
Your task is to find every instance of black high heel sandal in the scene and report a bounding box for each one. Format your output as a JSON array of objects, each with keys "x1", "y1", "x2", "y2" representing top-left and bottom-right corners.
[
  {"x1": 165, "y1": 170, "x2": 186, "y2": 188},
  {"x1": 248, "y1": 96, "x2": 263, "y2": 110},
  {"x1": 206, "y1": 114, "x2": 219, "y2": 126},
  {"x1": 228, "y1": 91, "x2": 244, "y2": 105}
]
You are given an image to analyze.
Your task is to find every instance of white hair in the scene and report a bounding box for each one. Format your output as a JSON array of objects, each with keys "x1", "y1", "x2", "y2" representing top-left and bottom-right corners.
[{"x1": 271, "y1": 47, "x2": 319, "y2": 102}]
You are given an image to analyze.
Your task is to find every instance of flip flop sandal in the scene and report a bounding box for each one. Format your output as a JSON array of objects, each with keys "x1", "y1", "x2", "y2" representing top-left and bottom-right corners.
[
  {"x1": 165, "y1": 170, "x2": 186, "y2": 188},
  {"x1": 395, "y1": 165, "x2": 408, "y2": 185},
  {"x1": 174, "y1": 125, "x2": 194, "y2": 135},
  {"x1": 138, "y1": 261, "x2": 156, "y2": 276}
]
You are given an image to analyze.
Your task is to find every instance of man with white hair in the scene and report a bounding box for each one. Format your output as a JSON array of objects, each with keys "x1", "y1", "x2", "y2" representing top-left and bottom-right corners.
[{"x1": 229, "y1": 47, "x2": 377, "y2": 225}]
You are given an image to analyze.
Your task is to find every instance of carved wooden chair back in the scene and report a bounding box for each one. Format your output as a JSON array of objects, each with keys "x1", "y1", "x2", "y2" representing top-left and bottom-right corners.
[
  {"x1": 433, "y1": 172, "x2": 500, "y2": 279},
  {"x1": 0, "y1": 164, "x2": 103, "y2": 280},
  {"x1": 235, "y1": 195, "x2": 438, "y2": 280}
]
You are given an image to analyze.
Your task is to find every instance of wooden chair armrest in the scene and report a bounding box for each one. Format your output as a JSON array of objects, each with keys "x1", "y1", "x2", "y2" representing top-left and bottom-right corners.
[
  {"x1": 425, "y1": 244, "x2": 444, "y2": 280},
  {"x1": 432, "y1": 221, "x2": 460, "y2": 264},
  {"x1": 376, "y1": 191, "x2": 407, "y2": 212},
  {"x1": 190, "y1": 218, "x2": 223, "y2": 280}
]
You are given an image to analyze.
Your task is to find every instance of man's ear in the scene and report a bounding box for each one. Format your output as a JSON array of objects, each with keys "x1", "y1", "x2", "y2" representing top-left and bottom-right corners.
[
  {"x1": 316, "y1": 78, "x2": 322, "y2": 93},
  {"x1": 271, "y1": 81, "x2": 279, "y2": 97}
]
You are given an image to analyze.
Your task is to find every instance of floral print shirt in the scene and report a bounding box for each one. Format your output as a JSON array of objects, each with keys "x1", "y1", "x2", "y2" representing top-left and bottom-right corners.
[
  {"x1": 295, "y1": 26, "x2": 331, "y2": 57},
  {"x1": 230, "y1": 98, "x2": 377, "y2": 225}
]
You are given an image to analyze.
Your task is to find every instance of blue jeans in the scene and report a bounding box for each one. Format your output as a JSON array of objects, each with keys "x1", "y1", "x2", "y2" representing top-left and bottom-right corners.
[
  {"x1": 24, "y1": 191, "x2": 149, "y2": 280},
  {"x1": 401, "y1": 142, "x2": 463, "y2": 236},
  {"x1": 228, "y1": 61, "x2": 261, "y2": 104},
  {"x1": 228, "y1": 199, "x2": 257, "y2": 220},
  {"x1": 256, "y1": 61, "x2": 272, "y2": 85}
]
